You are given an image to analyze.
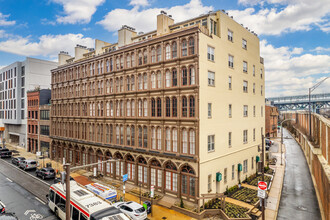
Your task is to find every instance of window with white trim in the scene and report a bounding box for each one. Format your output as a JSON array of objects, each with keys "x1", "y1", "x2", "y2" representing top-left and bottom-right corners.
[
  {"x1": 228, "y1": 30, "x2": 233, "y2": 42},
  {"x1": 243, "y1": 105, "x2": 248, "y2": 117},
  {"x1": 228, "y1": 132, "x2": 232, "y2": 147},
  {"x1": 243, "y1": 61, "x2": 248, "y2": 73},
  {"x1": 243, "y1": 130, "x2": 248, "y2": 144},
  {"x1": 243, "y1": 159, "x2": 248, "y2": 173},
  {"x1": 243, "y1": 81, "x2": 248, "y2": 93},
  {"x1": 208, "y1": 103, "x2": 212, "y2": 118},
  {"x1": 208, "y1": 135, "x2": 215, "y2": 152},
  {"x1": 242, "y1": 39, "x2": 247, "y2": 49},
  {"x1": 208, "y1": 71, "x2": 215, "y2": 86},
  {"x1": 228, "y1": 55, "x2": 234, "y2": 68},
  {"x1": 207, "y1": 46, "x2": 214, "y2": 61}
]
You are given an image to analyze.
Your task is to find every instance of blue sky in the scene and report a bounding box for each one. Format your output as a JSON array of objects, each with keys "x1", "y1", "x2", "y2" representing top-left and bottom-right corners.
[{"x1": 0, "y1": 0, "x2": 329, "y2": 97}]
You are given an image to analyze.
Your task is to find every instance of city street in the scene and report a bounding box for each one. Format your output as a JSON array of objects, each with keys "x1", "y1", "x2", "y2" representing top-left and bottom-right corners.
[
  {"x1": 0, "y1": 158, "x2": 56, "y2": 220},
  {"x1": 277, "y1": 129, "x2": 321, "y2": 220}
]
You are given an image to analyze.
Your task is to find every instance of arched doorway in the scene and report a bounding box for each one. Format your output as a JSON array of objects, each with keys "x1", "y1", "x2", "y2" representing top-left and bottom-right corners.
[
  {"x1": 180, "y1": 164, "x2": 196, "y2": 198},
  {"x1": 137, "y1": 156, "x2": 148, "y2": 187},
  {"x1": 164, "y1": 161, "x2": 178, "y2": 193},
  {"x1": 149, "y1": 158, "x2": 162, "y2": 191}
]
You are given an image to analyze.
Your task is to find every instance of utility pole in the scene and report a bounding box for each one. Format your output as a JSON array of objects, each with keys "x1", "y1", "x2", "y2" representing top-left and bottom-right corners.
[
  {"x1": 64, "y1": 163, "x2": 71, "y2": 220},
  {"x1": 261, "y1": 134, "x2": 265, "y2": 220}
]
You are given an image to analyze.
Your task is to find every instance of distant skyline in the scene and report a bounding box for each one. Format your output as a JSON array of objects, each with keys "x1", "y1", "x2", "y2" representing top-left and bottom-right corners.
[{"x1": 0, "y1": 0, "x2": 329, "y2": 97}]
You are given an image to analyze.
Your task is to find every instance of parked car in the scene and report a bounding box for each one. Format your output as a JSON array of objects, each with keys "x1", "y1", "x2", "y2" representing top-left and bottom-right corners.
[
  {"x1": 0, "y1": 213, "x2": 19, "y2": 220},
  {"x1": 113, "y1": 201, "x2": 147, "y2": 220},
  {"x1": 11, "y1": 157, "x2": 26, "y2": 166},
  {"x1": 0, "y1": 148, "x2": 12, "y2": 158},
  {"x1": 19, "y1": 159, "x2": 37, "y2": 170},
  {"x1": 36, "y1": 167, "x2": 55, "y2": 180},
  {"x1": 0, "y1": 201, "x2": 5, "y2": 214}
]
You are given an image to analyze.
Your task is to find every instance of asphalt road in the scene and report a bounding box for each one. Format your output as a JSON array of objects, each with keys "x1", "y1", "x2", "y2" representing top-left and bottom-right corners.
[
  {"x1": 277, "y1": 129, "x2": 321, "y2": 220},
  {"x1": 0, "y1": 158, "x2": 57, "y2": 220}
]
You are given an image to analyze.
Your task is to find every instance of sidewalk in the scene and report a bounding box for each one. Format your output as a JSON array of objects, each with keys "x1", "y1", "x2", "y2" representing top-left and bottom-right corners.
[
  {"x1": 264, "y1": 137, "x2": 286, "y2": 220},
  {"x1": 5, "y1": 143, "x2": 195, "y2": 220}
]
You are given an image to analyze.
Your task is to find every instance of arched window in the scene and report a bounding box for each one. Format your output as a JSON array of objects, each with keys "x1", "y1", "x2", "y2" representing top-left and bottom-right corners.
[
  {"x1": 157, "y1": 45, "x2": 162, "y2": 61},
  {"x1": 110, "y1": 79, "x2": 114, "y2": 93},
  {"x1": 110, "y1": 101, "x2": 114, "y2": 116},
  {"x1": 181, "y1": 165, "x2": 196, "y2": 197},
  {"x1": 182, "y1": 39, "x2": 187, "y2": 57},
  {"x1": 151, "y1": 47, "x2": 156, "y2": 63},
  {"x1": 138, "y1": 74, "x2": 142, "y2": 90},
  {"x1": 157, "y1": 98, "x2": 162, "y2": 117},
  {"x1": 189, "y1": 129, "x2": 195, "y2": 155},
  {"x1": 138, "y1": 157, "x2": 148, "y2": 184},
  {"x1": 152, "y1": 127, "x2": 156, "y2": 149},
  {"x1": 150, "y1": 159, "x2": 162, "y2": 189},
  {"x1": 97, "y1": 62, "x2": 101, "y2": 74},
  {"x1": 138, "y1": 51, "x2": 143, "y2": 65},
  {"x1": 106, "y1": 125, "x2": 110, "y2": 143},
  {"x1": 189, "y1": 37, "x2": 195, "y2": 55},
  {"x1": 131, "y1": 75, "x2": 135, "y2": 91},
  {"x1": 131, "y1": 126, "x2": 135, "y2": 146},
  {"x1": 156, "y1": 71, "x2": 162, "y2": 88},
  {"x1": 182, "y1": 67, "x2": 188, "y2": 86},
  {"x1": 165, "y1": 161, "x2": 178, "y2": 192},
  {"x1": 138, "y1": 126, "x2": 143, "y2": 147},
  {"x1": 110, "y1": 58, "x2": 113, "y2": 71},
  {"x1": 126, "y1": 77, "x2": 130, "y2": 91},
  {"x1": 182, "y1": 129, "x2": 188, "y2": 154},
  {"x1": 143, "y1": 99, "x2": 148, "y2": 116},
  {"x1": 115, "y1": 78, "x2": 119, "y2": 93},
  {"x1": 131, "y1": 53, "x2": 135, "y2": 67},
  {"x1": 165, "y1": 128, "x2": 171, "y2": 151},
  {"x1": 151, "y1": 72, "x2": 156, "y2": 89},
  {"x1": 143, "y1": 73, "x2": 148, "y2": 89},
  {"x1": 116, "y1": 125, "x2": 120, "y2": 144},
  {"x1": 172, "y1": 68, "x2": 177, "y2": 87},
  {"x1": 189, "y1": 96, "x2": 195, "y2": 117},
  {"x1": 143, "y1": 50, "x2": 148, "y2": 64},
  {"x1": 106, "y1": 80, "x2": 110, "y2": 94},
  {"x1": 165, "y1": 44, "x2": 171, "y2": 60},
  {"x1": 116, "y1": 101, "x2": 120, "y2": 117},
  {"x1": 165, "y1": 70, "x2": 171, "y2": 87},
  {"x1": 120, "y1": 125, "x2": 124, "y2": 144},
  {"x1": 172, "y1": 97, "x2": 177, "y2": 117},
  {"x1": 120, "y1": 56, "x2": 124, "y2": 69},
  {"x1": 116, "y1": 57, "x2": 120, "y2": 70},
  {"x1": 166, "y1": 97, "x2": 170, "y2": 117},
  {"x1": 172, "y1": 128, "x2": 178, "y2": 152},
  {"x1": 126, "y1": 54, "x2": 131, "y2": 68},
  {"x1": 182, "y1": 96, "x2": 187, "y2": 117},
  {"x1": 126, "y1": 154, "x2": 135, "y2": 181},
  {"x1": 127, "y1": 100, "x2": 131, "y2": 116},
  {"x1": 126, "y1": 126, "x2": 131, "y2": 146},
  {"x1": 131, "y1": 100, "x2": 135, "y2": 117},
  {"x1": 151, "y1": 98, "x2": 156, "y2": 117},
  {"x1": 189, "y1": 66, "x2": 195, "y2": 85},
  {"x1": 138, "y1": 99, "x2": 142, "y2": 117},
  {"x1": 109, "y1": 125, "x2": 113, "y2": 143},
  {"x1": 172, "y1": 41, "x2": 177, "y2": 58},
  {"x1": 157, "y1": 127, "x2": 161, "y2": 150},
  {"x1": 120, "y1": 77, "x2": 124, "y2": 92},
  {"x1": 106, "y1": 59, "x2": 109, "y2": 72}
]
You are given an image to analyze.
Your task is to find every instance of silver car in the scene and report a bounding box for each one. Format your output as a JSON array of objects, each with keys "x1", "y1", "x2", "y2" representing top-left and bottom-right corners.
[{"x1": 19, "y1": 159, "x2": 38, "y2": 170}]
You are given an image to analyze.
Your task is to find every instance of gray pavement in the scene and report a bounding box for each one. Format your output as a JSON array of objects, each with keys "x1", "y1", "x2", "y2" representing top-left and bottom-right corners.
[
  {"x1": 277, "y1": 129, "x2": 321, "y2": 220},
  {"x1": 0, "y1": 159, "x2": 56, "y2": 220}
]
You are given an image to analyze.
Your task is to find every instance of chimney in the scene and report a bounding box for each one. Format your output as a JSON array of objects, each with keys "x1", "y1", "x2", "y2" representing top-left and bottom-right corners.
[
  {"x1": 58, "y1": 51, "x2": 71, "y2": 66},
  {"x1": 118, "y1": 25, "x2": 137, "y2": 47},
  {"x1": 74, "y1": 44, "x2": 89, "y2": 61},
  {"x1": 157, "y1": 11, "x2": 174, "y2": 36},
  {"x1": 95, "y1": 39, "x2": 111, "y2": 54}
]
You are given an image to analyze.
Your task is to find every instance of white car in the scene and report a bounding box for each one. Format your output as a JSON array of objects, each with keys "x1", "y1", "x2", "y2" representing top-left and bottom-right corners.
[{"x1": 113, "y1": 201, "x2": 147, "y2": 220}]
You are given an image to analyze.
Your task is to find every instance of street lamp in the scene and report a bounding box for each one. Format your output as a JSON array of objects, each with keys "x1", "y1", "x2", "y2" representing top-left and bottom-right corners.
[
  {"x1": 280, "y1": 119, "x2": 295, "y2": 165},
  {"x1": 309, "y1": 77, "x2": 329, "y2": 137}
]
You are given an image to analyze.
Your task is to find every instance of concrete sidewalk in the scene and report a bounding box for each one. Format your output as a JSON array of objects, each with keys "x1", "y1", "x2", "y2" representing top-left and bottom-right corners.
[{"x1": 264, "y1": 137, "x2": 286, "y2": 220}]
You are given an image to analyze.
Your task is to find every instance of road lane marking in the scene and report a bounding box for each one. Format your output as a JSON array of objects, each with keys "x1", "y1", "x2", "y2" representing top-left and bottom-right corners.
[
  {"x1": 0, "y1": 159, "x2": 50, "y2": 186},
  {"x1": 6, "y1": 177, "x2": 13, "y2": 182},
  {"x1": 25, "y1": 210, "x2": 36, "y2": 215},
  {"x1": 35, "y1": 197, "x2": 46, "y2": 205}
]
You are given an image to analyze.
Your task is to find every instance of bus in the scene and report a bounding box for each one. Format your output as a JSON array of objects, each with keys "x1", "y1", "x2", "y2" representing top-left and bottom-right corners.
[{"x1": 47, "y1": 181, "x2": 130, "y2": 220}]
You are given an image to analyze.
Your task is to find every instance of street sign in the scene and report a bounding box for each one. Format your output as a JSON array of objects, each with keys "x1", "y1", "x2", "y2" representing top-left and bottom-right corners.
[
  {"x1": 122, "y1": 174, "x2": 128, "y2": 182},
  {"x1": 258, "y1": 181, "x2": 267, "y2": 199},
  {"x1": 258, "y1": 181, "x2": 267, "y2": 190}
]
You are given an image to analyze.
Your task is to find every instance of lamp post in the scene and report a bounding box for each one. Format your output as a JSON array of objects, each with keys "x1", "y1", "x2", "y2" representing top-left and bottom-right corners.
[
  {"x1": 308, "y1": 77, "x2": 329, "y2": 137},
  {"x1": 280, "y1": 119, "x2": 295, "y2": 165}
]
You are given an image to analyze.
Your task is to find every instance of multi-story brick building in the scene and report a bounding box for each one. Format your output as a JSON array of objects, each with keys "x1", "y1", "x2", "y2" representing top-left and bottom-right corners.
[
  {"x1": 51, "y1": 10, "x2": 265, "y2": 203},
  {"x1": 27, "y1": 89, "x2": 51, "y2": 155},
  {"x1": 265, "y1": 105, "x2": 279, "y2": 137}
]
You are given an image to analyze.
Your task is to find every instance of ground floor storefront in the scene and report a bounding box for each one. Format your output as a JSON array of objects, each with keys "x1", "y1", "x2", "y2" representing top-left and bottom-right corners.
[{"x1": 51, "y1": 139, "x2": 199, "y2": 203}]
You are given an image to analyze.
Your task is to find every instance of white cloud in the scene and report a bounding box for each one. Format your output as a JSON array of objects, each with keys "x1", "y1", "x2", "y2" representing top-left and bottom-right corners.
[
  {"x1": 0, "y1": 66, "x2": 5, "y2": 70},
  {"x1": 0, "y1": 33, "x2": 94, "y2": 58},
  {"x1": 0, "y1": 12, "x2": 15, "y2": 26},
  {"x1": 228, "y1": 0, "x2": 330, "y2": 35},
  {"x1": 311, "y1": 47, "x2": 330, "y2": 53},
  {"x1": 129, "y1": 0, "x2": 149, "y2": 7},
  {"x1": 97, "y1": 0, "x2": 213, "y2": 33},
  {"x1": 262, "y1": 40, "x2": 330, "y2": 97},
  {"x1": 52, "y1": 0, "x2": 105, "y2": 24}
]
